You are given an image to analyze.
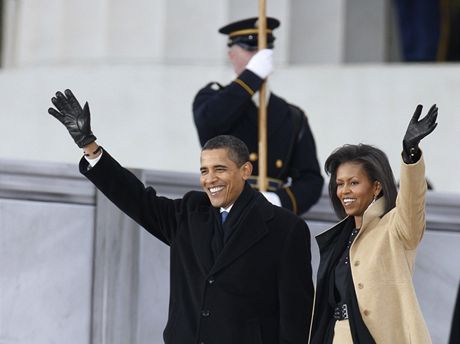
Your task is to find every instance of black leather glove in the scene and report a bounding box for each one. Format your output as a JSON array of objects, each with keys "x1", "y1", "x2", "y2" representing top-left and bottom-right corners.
[
  {"x1": 48, "y1": 89, "x2": 97, "y2": 148},
  {"x1": 402, "y1": 104, "x2": 438, "y2": 164}
]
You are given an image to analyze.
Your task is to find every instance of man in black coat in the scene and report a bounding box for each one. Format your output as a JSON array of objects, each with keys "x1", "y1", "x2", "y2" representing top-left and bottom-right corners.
[
  {"x1": 48, "y1": 89, "x2": 314, "y2": 344},
  {"x1": 193, "y1": 17, "x2": 324, "y2": 215}
]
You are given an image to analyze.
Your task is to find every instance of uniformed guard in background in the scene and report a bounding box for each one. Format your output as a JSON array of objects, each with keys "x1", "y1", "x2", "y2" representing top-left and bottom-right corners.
[{"x1": 193, "y1": 17, "x2": 324, "y2": 215}]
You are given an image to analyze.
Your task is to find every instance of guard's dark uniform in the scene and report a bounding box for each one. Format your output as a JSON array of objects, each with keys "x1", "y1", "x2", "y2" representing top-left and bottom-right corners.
[{"x1": 193, "y1": 68, "x2": 324, "y2": 215}]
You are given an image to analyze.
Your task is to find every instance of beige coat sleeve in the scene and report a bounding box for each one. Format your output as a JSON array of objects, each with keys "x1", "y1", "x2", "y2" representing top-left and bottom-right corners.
[{"x1": 393, "y1": 154, "x2": 427, "y2": 249}]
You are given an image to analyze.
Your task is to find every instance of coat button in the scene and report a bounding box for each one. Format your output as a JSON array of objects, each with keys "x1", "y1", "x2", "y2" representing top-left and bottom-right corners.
[
  {"x1": 208, "y1": 277, "x2": 215, "y2": 285},
  {"x1": 363, "y1": 309, "x2": 370, "y2": 316},
  {"x1": 358, "y1": 283, "x2": 364, "y2": 289},
  {"x1": 201, "y1": 310, "x2": 210, "y2": 317},
  {"x1": 275, "y1": 159, "x2": 283, "y2": 168},
  {"x1": 354, "y1": 260, "x2": 360, "y2": 266}
]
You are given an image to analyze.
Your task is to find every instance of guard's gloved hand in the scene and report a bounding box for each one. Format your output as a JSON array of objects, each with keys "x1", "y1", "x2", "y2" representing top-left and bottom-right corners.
[
  {"x1": 260, "y1": 191, "x2": 282, "y2": 207},
  {"x1": 246, "y1": 49, "x2": 273, "y2": 79},
  {"x1": 48, "y1": 89, "x2": 96, "y2": 148},
  {"x1": 402, "y1": 104, "x2": 438, "y2": 163}
]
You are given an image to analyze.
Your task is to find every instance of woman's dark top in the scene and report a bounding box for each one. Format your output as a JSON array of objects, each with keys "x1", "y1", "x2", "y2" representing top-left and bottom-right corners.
[
  {"x1": 334, "y1": 228, "x2": 359, "y2": 303},
  {"x1": 324, "y1": 218, "x2": 376, "y2": 344}
]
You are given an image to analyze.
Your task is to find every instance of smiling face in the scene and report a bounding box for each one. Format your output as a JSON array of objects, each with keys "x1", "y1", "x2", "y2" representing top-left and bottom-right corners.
[
  {"x1": 335, "y1": 161, "x2": 382, "y2": 228},
  {"x1": 200, "y1": 148, "x2": 252, "y2": 208}
]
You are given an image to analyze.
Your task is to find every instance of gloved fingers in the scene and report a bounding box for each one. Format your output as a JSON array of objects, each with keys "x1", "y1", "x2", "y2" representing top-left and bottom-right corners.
[
  {"x1": 427, "y1": 104, "x2": 438, "y2": 116},
  {"x1": 48, "y1": 107, "x2": 64, "y2": 122},
  {"x1": 55, "y1": 91, "x2": 68, "y2": 103},
  {"x1": 419, "y1": 105, "x2": 438, "y2": 127},
  {"x1": 419, "y1": 121, "x2": 438, "y2": 140},
  {"x1": 65, "y1": 89, "x2": 83, "y2": 112},
  {"x1": 426, "y1": 122, "x2": 438, "y2": 135},
  {"x1": 429, "y1": 111, "x2": 438, "y2": 126},
  {"x1": 79, "y1": 103, "x2": 92, "y2": 131},
  {"x1": 425, "y1": 108, "x2": 438, "y2": 133},
  {"x1": 426, "y1": 105, "x2": 438, "y2": 125},
  {"x1": 260, "y1": 191, "x2": 281, "y2": 207},
  {"x1": 53, "y1": 91, "x2": 73, "y2": 114},
  {"x1": 419, "y1": 105, "x2": 438, "y2": 139},
  {"x1": 252, "y1": 49, "x2": 273, "y2": 66},
  {"x1": 82, "y1": 102, "x2": 91, "y2": 117},
  {"x1": 50, "y1": 96, "x2": 61, "y2": 109},
  {"x1": 246, "y1": 48, "x2": 274, "y2": 79},
  {"x1": 410, "y1": 104, "x2": 423, "y2": 123}
]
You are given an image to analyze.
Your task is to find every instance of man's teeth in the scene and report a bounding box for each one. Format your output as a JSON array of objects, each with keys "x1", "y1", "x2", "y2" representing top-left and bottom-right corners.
[
  {"x1": 343, "y1": 198, "x2": 355, "y2": 205},
  {"x1": 210, "y1": 186, "x2": 224, "y2": 194}
]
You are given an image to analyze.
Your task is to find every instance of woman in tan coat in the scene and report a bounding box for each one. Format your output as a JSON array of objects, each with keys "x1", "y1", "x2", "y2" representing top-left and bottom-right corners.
[{"x1": 309, "y1": 104, "x2": 438, "y2": 344}]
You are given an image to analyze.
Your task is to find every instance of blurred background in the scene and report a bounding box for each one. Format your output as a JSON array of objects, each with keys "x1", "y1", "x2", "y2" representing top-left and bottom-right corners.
[{"x1": 0, "y1": 0, "x2": 459, "y2": 343}]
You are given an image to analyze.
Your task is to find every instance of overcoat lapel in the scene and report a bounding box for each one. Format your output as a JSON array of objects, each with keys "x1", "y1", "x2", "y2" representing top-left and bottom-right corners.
[
  {"x1": 189, "y1": 205, "x2": 215, "y2": 274},
  {"x1": 209, "y1": 196, "x2": 274, "y2": 276}
]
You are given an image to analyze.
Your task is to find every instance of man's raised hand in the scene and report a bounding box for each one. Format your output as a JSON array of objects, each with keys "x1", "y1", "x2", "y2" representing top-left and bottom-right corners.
[{"x1": 48, "y1": 89, "x2": 96, "y2": 148}]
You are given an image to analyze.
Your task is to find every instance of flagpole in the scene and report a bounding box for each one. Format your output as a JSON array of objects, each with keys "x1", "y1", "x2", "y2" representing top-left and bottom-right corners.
[{"x1": 257, "y1": 0, "x2": 268, "y2": 191}]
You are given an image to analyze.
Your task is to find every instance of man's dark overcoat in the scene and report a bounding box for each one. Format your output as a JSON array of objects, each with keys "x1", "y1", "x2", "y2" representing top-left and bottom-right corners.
[{"x1": 80, "y1": 150, "x2": 314, "y2": 344}]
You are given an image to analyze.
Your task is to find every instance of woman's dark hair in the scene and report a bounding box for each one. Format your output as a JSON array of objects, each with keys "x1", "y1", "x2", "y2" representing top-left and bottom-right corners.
[
  {"x1": 324, "y1": 144, "x2": 397, "y2": 219},
  {"x1": 202, "y1": 135, "x2": 249, "y2": 167}
]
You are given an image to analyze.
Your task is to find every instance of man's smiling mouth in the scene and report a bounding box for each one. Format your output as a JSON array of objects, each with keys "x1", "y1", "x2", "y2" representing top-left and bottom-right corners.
[{"x1": 209, "y1": 186, "x2": 225, "y2": 195}]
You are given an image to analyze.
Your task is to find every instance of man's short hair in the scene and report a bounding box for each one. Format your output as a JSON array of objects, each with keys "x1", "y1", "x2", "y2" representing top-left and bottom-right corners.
[{"x1": 202, "y1": 135, "x2": 250, "y2": 167}]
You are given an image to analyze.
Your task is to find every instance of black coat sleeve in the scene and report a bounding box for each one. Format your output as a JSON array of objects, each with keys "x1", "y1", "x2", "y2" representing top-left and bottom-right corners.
[
  {"x1": 80, "y1": 150, "x2": 182, "y2": 245},
  {"x1": 193, "y1": 69, "x2": 263, "y2": 146},
  {"x1": 278, "y1": 217, "x2": 314, "y2": 343},
  {"x1": 276, "y1": 115, "x2": 324, "y2": 215}
]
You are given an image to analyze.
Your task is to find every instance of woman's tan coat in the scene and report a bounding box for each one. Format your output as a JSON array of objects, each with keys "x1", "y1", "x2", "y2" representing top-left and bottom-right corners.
[{"x1": 313, "y1": 156, "x2": 431, "y2": 343}]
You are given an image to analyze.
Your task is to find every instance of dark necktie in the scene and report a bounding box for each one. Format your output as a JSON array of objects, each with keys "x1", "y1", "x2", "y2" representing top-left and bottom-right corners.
[{"x1": 221, "y1": 211, "x2": 229, "y2": 224}]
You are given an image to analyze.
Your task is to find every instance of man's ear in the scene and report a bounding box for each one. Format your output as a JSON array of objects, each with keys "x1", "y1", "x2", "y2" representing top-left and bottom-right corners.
[{"x1": 241, "y1": 161, "x2": 253, "y2": 180}]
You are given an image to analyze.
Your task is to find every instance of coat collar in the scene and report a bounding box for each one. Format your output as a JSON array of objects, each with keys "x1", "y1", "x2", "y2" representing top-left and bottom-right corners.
[
  {"x1": 209, "y1": 191, "x2": 273, "y2": 275},
  {"x1": 190, "y1": 185, "x2": 274, "y2": 276},
  {"x1": 360, "y1": 196, "x2": 385, "y2": 230},
  {"x1": 316, "y1": 197, "x2": 386, "y2": 250}
]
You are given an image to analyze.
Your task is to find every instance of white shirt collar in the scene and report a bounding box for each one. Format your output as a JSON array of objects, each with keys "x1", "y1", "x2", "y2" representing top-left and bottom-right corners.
[{"x1": 220, "y1": 204, "x2": 234, "y2": 213}]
